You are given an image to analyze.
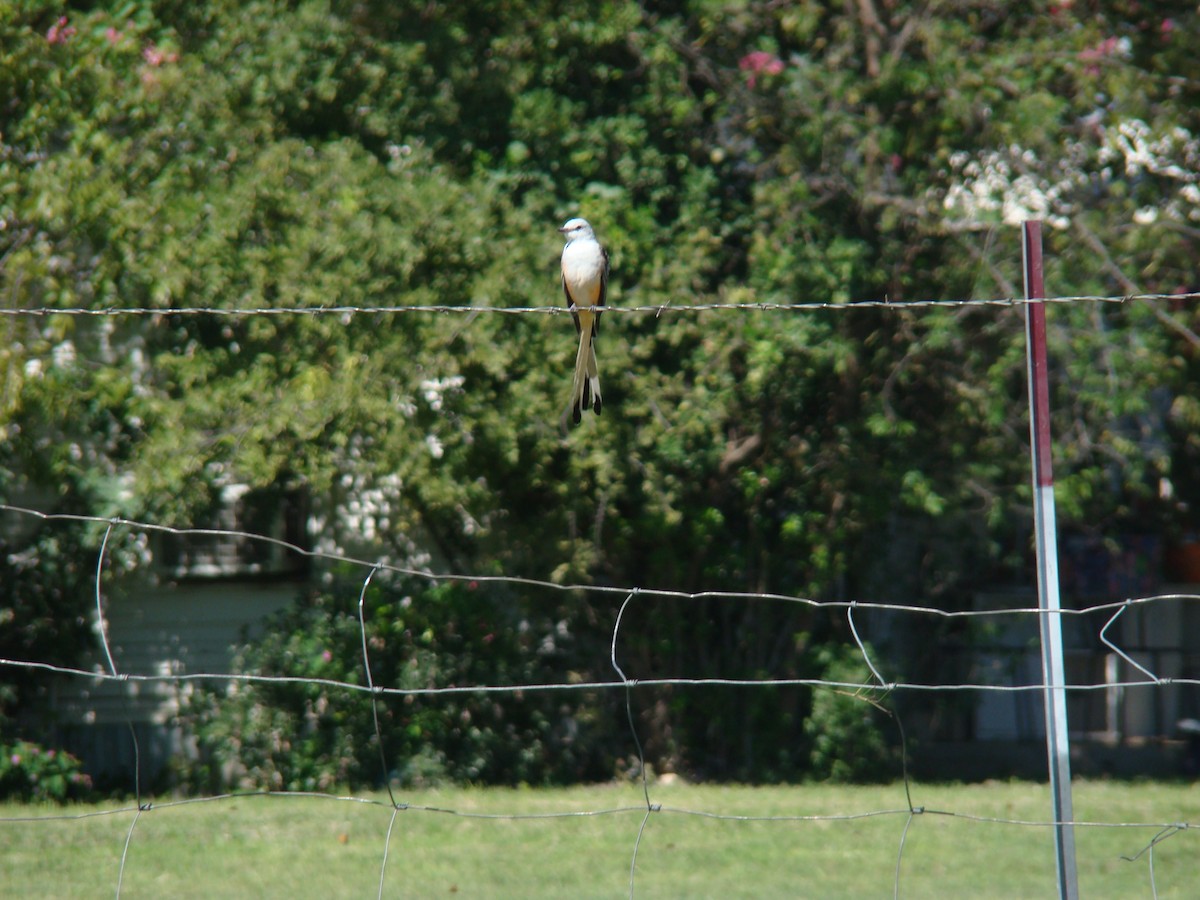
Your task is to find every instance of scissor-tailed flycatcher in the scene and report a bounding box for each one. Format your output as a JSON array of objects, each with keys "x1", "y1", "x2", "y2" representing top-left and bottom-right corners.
[{"x1": 559, "y1": 217, "x2": 609, "y2": 424}]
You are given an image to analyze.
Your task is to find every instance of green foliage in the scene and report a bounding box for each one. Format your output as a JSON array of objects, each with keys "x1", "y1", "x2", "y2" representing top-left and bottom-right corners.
[
  {"x1": 804, "y1": 644, "x2": 896, "y2": 783},
  {"x1": 0, "y1": 740, "x2": 93, "y2": 803},
  {"x1": 0, "y1": 516, "x2": 98, "y2": 720},
  {"x1": 186, "y1": 575, "x2": 619, "y2": 790},
  {"x1": 5, "y1": 0, "x2": 1200, "y2": 786}
]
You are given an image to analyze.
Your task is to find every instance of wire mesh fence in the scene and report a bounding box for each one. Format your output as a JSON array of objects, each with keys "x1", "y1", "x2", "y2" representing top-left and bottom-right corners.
[{"x1": 1, "y1": 518, "x2": 1198, "y2": 896}]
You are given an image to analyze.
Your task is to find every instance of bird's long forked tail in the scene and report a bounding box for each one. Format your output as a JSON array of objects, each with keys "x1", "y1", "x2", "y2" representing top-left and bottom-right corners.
[{"x1": 571, "y1": 328, "x2": 602, "y2": 424}]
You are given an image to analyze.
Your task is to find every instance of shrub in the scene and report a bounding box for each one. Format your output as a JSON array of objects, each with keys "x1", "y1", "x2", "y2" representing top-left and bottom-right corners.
[
  {"x1": 804, "y1": 644, "x2": 897, "y2": 783},
  {"x1": 184, "y1": 573, "x2": 619, "y2": 792},
  {"x1": 0, "y1": 740, "x2": 93, "y2": 803}
]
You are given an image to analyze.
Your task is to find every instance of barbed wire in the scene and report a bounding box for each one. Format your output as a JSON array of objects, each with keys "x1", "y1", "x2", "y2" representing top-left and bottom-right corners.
[
  {"x1": 2, "y1": 290, "x2": 1198, "y2": 319},
  {"x1": 1, "y1": 502, "x2": 1198, "y2": 896}
]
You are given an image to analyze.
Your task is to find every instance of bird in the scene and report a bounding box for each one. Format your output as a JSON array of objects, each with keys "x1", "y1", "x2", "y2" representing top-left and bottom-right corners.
[{"x1": 559, "y1": 217, "x2": 609, "y2": 424}]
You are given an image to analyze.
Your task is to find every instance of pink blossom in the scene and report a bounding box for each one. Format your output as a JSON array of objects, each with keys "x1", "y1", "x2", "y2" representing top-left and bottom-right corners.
[
  {"x1": 739, "y1": 51, "x2": 785, "y2": 88},
  {"x1": 105, "y1": 26, "x2": 123, "y2": 46},
  {"x1": 1078, "y1": 35, "x2": 1130, "y2": 75},
  {"x1": 142, "y1": 43, "x2": 179, "y2": 67},
  {"x1": 46, "y1": 16, "x2": 76, "y2": 45},
  {"x1": 1079, "y1": 36, "x2": 1119, "y2": 62},
  {"x1": 10, "y1": 754, "x2": 20, "y2": 765},
  {"x1": 321, "y1": 649, "x2": 333, "y2": 663}
]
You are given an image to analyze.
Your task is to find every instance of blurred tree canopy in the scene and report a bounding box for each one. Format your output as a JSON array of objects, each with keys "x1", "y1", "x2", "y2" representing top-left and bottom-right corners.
[{"x1": 3, "y1": 0, "x2": 1200, "y2": 783}]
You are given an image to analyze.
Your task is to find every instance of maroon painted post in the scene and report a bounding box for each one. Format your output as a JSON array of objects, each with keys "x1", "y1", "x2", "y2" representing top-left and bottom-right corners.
[{"x1": 1022, "y1": 220, "x2": 1078, "y2": 900}]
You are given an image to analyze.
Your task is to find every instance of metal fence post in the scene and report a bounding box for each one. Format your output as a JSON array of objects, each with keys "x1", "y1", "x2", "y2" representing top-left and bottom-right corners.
[{"x1": 1022, "y1": 220, "x2": 1079, "y2": 900}]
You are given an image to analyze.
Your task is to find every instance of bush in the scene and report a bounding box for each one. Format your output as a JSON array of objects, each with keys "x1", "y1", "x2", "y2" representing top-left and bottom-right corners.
[
  {"x1": 183, "y1": 573, "x2": 620, "y2": 792},
  {"x1": 0, "y1": 740, "x2": 93, "y2": 803},
  {"x1": 804, "y1": 644, "x2": 897, "y2": 783}
]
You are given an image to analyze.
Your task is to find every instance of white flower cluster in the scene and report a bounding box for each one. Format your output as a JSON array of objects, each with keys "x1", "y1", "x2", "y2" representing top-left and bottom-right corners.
[
  {"x1": 943, "y1": 146, "x2": 1075, "y2": 229},
  {"x1": 419, "y1": 375, "x2": 466, "y2": 459},
  {"x1": 335, "y1": 471, "x2": 405, "y2": 545},
  {"x1": 420, "y1": 375, "x2": 465, "y2": 413},
  {"x1": 941, "y1": 118, "x2": 1200, "y2": 230}
]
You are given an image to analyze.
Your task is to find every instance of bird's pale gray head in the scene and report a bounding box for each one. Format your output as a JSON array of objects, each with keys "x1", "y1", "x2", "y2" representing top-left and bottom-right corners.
[{"x1": 558, "y1": 218, "x2": 595, "y2": 241}]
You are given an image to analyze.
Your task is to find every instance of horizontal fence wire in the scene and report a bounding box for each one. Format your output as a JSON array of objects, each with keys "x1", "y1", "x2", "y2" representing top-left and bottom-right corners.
[
  {"x1": 1, "y1": 502, "x2": 1197, "y2": 898},
  {"x1": 1, "y1": 290, "x2": 1199, "y2": 318}
]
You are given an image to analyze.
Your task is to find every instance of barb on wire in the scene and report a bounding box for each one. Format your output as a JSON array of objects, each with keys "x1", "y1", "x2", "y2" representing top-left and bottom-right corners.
[{"x1": 2, "y1": 291, "x2": 1197, "y2": 319}]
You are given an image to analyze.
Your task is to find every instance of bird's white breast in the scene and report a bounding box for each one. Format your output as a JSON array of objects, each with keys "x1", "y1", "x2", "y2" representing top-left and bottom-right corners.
[{"x1": 562, "y1": 239, "x2": 605, "y2": 307}]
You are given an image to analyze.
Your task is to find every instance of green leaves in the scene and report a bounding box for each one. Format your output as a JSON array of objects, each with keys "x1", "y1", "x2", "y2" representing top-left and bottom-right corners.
[
  {"x1": 5, "y1": 0, "x2": 1200, "y2": 781},
  {"x1": 186, "y1": 575, "x2": 617, "y2": 789}
]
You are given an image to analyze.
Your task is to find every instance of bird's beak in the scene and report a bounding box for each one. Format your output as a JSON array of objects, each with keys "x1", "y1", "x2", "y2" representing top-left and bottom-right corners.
[{"x1": 557, "y1": 226, "x2": 568, "y2": 233}]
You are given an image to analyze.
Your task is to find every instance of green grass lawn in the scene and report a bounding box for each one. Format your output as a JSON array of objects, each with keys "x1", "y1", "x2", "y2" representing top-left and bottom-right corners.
[{"x1": 2, "y1": 780, "x2": 1197, "y2": 898}]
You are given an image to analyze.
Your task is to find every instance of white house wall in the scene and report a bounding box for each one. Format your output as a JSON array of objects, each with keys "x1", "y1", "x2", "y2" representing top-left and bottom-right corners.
[{"x1": 52, "y1": 578, "x2": 298, "y2": 781}]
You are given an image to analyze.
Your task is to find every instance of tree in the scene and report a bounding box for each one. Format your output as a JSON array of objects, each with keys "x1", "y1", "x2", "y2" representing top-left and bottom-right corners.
[{"x1": 4, "y1": 0, "x2": 1199, "y2": 781}]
